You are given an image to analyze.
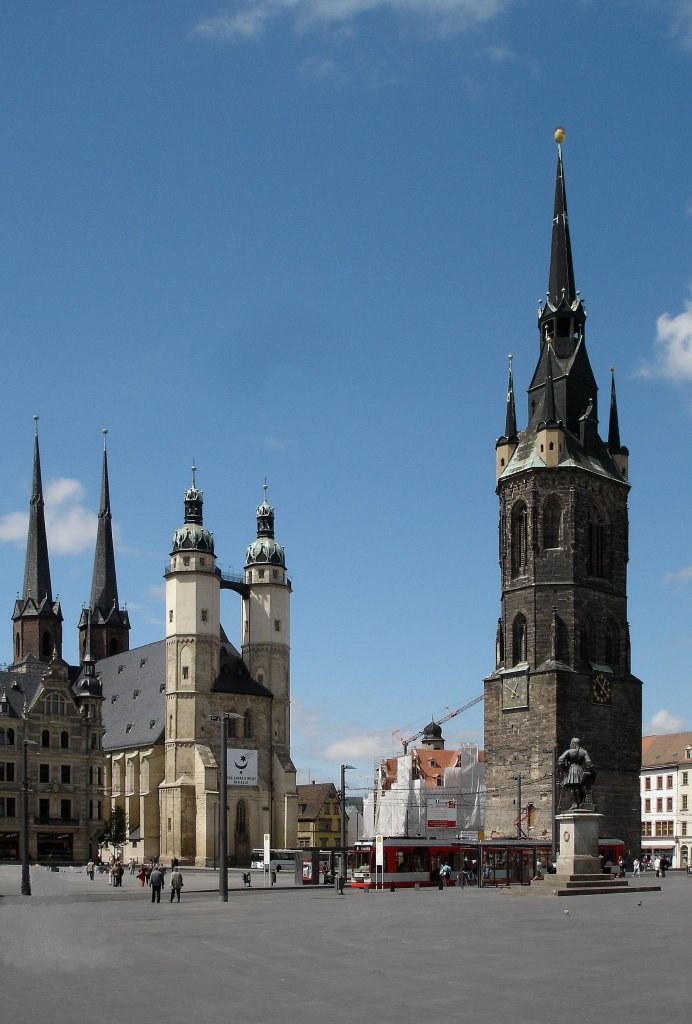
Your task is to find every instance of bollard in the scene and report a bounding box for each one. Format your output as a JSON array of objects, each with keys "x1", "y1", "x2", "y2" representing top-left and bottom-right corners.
[
  {"x1": 390, "y1": 883, "x2": 395, "y2": 892},
  {"x1": 271, "y1": 870, "x2": 277, "y2": 886},
  {"x1": 414, "y1": 883, "x2": 420, "y2": 891},
  {"x1": 438, "y1": 876, "x2": 444, "y2": 890}
]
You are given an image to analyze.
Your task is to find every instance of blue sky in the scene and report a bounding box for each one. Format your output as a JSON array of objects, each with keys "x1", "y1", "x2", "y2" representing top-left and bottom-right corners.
[{"x1": 0, "y1": 1, "x2": 690, "y2": 794}]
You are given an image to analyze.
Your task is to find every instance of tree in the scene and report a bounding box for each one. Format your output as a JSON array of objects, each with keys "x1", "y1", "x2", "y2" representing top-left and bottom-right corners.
[{"x1": 101, "y1": 805, "x2": 127, "y2": 856}]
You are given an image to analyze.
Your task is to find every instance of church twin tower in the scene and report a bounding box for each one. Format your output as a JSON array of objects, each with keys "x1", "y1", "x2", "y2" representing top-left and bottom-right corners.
[
  {"x1": 484, "y1": 131, "x2": 642, "y2": 856},
  {"x1": 11, "y1": 423, "x2": 296, "y2": 863}
]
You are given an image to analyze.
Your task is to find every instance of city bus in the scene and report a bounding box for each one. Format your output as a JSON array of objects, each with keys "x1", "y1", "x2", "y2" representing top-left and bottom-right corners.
[{"x1": 250, "y1": 848, "x2": 299, "y2": 872}]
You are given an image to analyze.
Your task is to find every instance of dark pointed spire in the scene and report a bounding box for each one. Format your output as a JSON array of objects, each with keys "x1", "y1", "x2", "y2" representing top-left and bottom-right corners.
[
  {"x1": 547, "y1": 127, "x2": 576, "y2": 307},
  {"x1": 504, "y1": 355, "x2": 517, "y2": 440},
  {"x1": 22, "y1": 416, "x2": 53, "y2": 605},
  {"x1": 538, "y1": 345, "x2": 559, "y2": 427},
  {"x1": 89, "y1": 429, "x2": 119, "y2": 613},
  {"x1": 607, "y1": 368, "x2": 622, "y2": 450}
]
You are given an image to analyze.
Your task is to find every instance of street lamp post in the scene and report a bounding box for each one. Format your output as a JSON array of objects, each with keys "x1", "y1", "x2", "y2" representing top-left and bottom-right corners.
[
  {"x1": 209, "y1": 713, "x2": 244, "y2": 902},
  {"x1": 340, "y1": 764, "x2": 356, "y2": 883},
  {"x1": 21, "y1": 738, "x2": 38, "y2": 896}
]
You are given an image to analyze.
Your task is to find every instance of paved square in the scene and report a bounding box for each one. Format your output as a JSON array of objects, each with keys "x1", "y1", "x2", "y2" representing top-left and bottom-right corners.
[{"x1": 0, "y1": 866, "x2": 685, "y2": 1023}]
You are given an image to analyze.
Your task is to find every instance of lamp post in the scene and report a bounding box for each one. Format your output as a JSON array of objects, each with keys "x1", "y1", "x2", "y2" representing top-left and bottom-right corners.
[
  {"x1": 21, "y1": 738, "x2": 38, "y2": 896},
  {"x1": 340, "y1": 764, "x2": 356, "y2": 883},
  {"x1": 209, "y1": 713, "x2": 244, "y2": 902}
]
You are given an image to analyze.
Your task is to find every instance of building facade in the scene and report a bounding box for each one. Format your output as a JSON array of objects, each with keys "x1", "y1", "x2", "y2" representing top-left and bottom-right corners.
[
  {"x1": 641, "y1": 733, "x2": 692, "y2": 868},
  {"x1": 484, "y1": 132, "x2": 642, "y2": 857},
  {"x1": 0, "y1": 424, "x2": 111, "y2": 862},
  {"x1": 296, "y1": 782, "x2": 341, "y2": 848}
]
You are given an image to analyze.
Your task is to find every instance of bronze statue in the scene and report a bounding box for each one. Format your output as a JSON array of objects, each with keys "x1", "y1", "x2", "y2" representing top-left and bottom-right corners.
[{"x1": 558, "y1": 737, "x2": 596, "y2": 809}]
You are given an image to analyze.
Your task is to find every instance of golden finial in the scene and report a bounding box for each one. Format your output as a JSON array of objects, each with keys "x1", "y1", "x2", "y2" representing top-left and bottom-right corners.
[
  {"x1": 610, "y1": 366, "x2": 615, "y2": 374},
  {"x1": 554, "y1": 126, "x2": 566, "y2": 144},
  {"x1": 508, "y1": 353, "x2": 513, "y2": 362}
]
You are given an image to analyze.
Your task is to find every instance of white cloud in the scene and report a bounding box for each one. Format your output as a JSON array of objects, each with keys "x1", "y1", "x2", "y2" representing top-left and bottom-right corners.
[
  {"x1": 0, "y1": 510, "x2": 28, "y2": 544},
  {"x1": 646, "y1": 708, "x2": 686, "y2": 734},
  {"x1": 644, "y1": 298, "x2": 692, "y2": 382},
  {"x1": 0, "y1": 478, "x2": 97, "y2": 556},
  {"x1": 664, "y1": 564, "x2": 692, "y2": 583},
  {"x1": 264, "y1": 436, "x2": 288, "y2": 450},
  {"x1": 148, "y1": 584, "x2": 166, "y2": 601},
  {"x1": 194, "y1": 0, "x2": 513, "y2": 42},
  {"x1": 321, "y1": 729, "x2": 392, "y2": 761}
]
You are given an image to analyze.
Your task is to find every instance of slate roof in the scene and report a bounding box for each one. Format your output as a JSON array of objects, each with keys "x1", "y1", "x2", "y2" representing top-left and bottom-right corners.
[
  {"x1": 98, "y1": 637, "x2": 273, "y2": 751},
  {"x1": 99, "y1": 640, "x2": 167, "y2": 751},
  {"x1": 0, "y1": 658, "x2": 82, "y2": 719}
]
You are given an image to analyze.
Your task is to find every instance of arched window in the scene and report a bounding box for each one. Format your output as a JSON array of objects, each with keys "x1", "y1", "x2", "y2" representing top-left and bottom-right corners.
[
  {"x1": 555, "y1": 616, "x2": 570, "y2": 665},
  {"x1": 510, "y1": 502, "x2": 528, "y2": 576},
  {"x1": 588, "y1": 509, "x2": 605, "y2": 577},
  {"x1": 512, "y1": 614, "x2": 528, "y2": 665},
  {"x1": 90, "y1": 733, "x2": 98, "y2": 750},
  {"x1": 60, "y1": 731, "x2": 69, "y2": 749},
  {"x1": 227, "y1": 715, "x2": 237, "y2": 739},
  {"x1": 605, "y1": 623, "x2": 619, "y2": 666},
  {"x1": 244, "y1": 712, "x2": 253, "y2": 740},
  {"x1": 7, "y1": 728, "x2": 15, "y2": 746},
  {"x1": 579, "y1": 620, "x2": 593, "y2": 665},
  {"x1": 15, "y1": 634, "x2": 20, "y2": 659},
  {"x1": 41, "y1": 729, "x2": 50, "y2": 748},
  {"x1": 109, "y1": 637, "x2": 119, "y2": 656},
  {"x1": 526, "y1": 803, "x2": 537, "y2": 829},
  {"x1": 0, "y1": 729, "x2": 4, "y2": 746},
  {"x1": 41, "y1": 631, "x2": 53, "y2": 658},
  {"x1": 235, "y1": 799, "x2": 247, "y2": 837},
  {"x1": 543, "y1": 496, "x2": 562, "y2": 549},
  {"x1": 45, "y1": 694, "x2": 65, "y2": 716}
]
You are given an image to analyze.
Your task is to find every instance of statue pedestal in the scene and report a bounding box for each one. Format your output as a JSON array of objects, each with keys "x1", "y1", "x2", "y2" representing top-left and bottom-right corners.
[{"x1": 556, "y1": 811, "x2": 602, "y2": 875}]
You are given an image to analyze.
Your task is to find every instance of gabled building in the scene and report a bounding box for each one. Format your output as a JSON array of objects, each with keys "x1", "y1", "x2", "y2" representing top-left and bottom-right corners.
[
  {"x1": 641, "y1": 733, "x2": 692, "y2": 868},
  {"x1": 296, "y1": 782, "x2": 341, "y2": 848},
  {"x1": 0, "y1": 422, "x2": 108, "y2": 862}
]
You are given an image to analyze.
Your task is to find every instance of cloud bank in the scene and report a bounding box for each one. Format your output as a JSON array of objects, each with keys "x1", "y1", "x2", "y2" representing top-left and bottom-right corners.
[
  {"x1": 194, "y1": 0, "x2": 513, "y2": 42},
  {"x1": 646, "y1": 708, "x2": 686, "y2": 734}
]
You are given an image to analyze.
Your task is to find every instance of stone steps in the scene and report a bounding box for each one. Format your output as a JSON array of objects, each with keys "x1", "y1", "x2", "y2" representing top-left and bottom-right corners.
[{"x1": 530, "y1": 872, "x2": 661, "y2": 897}]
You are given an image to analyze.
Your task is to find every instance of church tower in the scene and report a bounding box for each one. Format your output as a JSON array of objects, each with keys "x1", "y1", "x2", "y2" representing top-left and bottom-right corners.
[
  {"x1": 78, "y1": 430, "x2": 130, "y2": 661},
  {"x1": 160, "y1": 467, "x2": 220, "y2": 862},
  {"x1": 242, "y1": 483, "x2": 291, "y2": 754},
  {"x1": 484, "y1": 130, "x2": 641, "y2": 858},
  {"x1": 12, "y1": 417, "x2": 63, "y2": 667}
]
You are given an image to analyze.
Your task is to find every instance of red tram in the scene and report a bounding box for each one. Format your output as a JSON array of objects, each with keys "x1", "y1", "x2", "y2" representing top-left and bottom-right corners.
[{"x1": 349, "y1": 837, "x2": 476, "y2": 889}]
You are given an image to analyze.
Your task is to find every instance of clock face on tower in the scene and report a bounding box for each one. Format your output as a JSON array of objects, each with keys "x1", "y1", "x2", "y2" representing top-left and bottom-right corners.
[
  {"x1": 592, "y1": 672, "x2": 611, "y2": 705},
  {"x1": 502, "y1": 675, "x2": 528, "y2": 710}
]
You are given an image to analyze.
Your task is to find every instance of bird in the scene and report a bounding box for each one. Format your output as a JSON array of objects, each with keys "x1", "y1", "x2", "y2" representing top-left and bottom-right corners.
[
  {"x1": 637, "y1": 900, "x2": 643, "y2": 907},
  {"x1": 563, "y1": 908, "x2": 570, "y2": 915}
]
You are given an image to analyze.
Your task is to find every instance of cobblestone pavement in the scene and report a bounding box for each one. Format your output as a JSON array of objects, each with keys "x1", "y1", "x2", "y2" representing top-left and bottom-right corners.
[{"x1": 1, "y1": 866, "x2": 687, "y2": 1024}]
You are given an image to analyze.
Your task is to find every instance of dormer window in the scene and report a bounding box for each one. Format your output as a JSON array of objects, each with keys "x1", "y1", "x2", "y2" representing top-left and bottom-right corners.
[
  {"x1": 133, "y1": 689, "x2": 140, "y2": 699},
  {"x1": 125, "y1": 724, "x2": 133, "y2": 734},
  {"x1": 686, "y1": 748, "x2": 692, "y2": 761},
  {"x1": 0, "y1": 701, "x2": 8, "y2": 715}
]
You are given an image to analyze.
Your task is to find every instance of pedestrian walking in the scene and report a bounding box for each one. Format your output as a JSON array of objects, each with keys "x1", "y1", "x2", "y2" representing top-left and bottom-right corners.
[
  {"x1": 149, "y1": 866, "x2": 164, "y2": 903},
  {"x1": 654, "y1": 856, "x2": 661, "y2": 878},
  {"x1": 86, "y1": 859, "x2": 95, "y2": 881},
  {"x1": 169, "y1": 867, "x2": 184, "y2": 903},
  {"x1": 137, "y1": 865, "x2": 146, "y2": 887},
  {"x1": 633, "y1": 858, "x2": 641, "y2": 877}
]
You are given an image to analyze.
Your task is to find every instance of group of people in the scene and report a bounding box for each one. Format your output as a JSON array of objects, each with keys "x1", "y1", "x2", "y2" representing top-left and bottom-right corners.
[{"x1": 84, "y1": 854, "x2": 184, "y2": 901}]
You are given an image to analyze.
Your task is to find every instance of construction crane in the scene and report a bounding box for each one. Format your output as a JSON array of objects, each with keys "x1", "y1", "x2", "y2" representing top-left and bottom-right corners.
[{"x1": 392, "y1": 693, "x2": 484, "y2": 754}]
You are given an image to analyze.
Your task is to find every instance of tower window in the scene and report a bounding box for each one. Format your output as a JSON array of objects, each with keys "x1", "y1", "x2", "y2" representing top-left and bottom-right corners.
[
  {"x1": 60, "y1": 731, "x2": 69, "y2": 749},
  {"x1": 258, "y1": 569, "x2": 265, "y2": 579},
  {"x1": 588, "y1": 510, "x2": 605, "y2": 577},
  {"x1": 183, "y1": 557, "x2": 190, "y2": 566},
  {"x1": 182, "y1": 666, "x2": 189, "y2": 680},
  {"x1": 510, "y1": 502, "x2": 528, "y2": 576},
  {"x1": 274, "y1": 619, "x2": 281, "y2": 632},
  {"x1": 169, "y1": 610, "x2": 173, "y2": 623},
  {"x1": 201, "y1": 610, "x2": 208, "y2": 623},
  {"x1": 512, "y1": 614, "x2": 528, "y2": 665},
  {"x1": 542, "y1": 496, "x2": 561, "y2": 549}
]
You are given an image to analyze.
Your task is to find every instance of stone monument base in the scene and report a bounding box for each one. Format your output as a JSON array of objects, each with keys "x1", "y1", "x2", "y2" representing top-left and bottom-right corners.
[{"x1": 556, "y1": 809, "x2": 601, "y2": 875}]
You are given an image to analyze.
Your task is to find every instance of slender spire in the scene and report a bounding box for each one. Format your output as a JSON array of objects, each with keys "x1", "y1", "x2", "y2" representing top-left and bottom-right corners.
[
  {"x1": 547, "y1": 127, "x2": 576, "y2": 308},
  {"x1": 504, "y1": 355, "x2": 517, "y2": 440},
  {"x1": 22, "y1": 416, "x2": 53, "y2": 605},
  {"x1": 89, "y1": 429, "x2": 119, "y2": 612},
  {"x1": 607, "y1": 368, "x2": 622, "y2": 450}
]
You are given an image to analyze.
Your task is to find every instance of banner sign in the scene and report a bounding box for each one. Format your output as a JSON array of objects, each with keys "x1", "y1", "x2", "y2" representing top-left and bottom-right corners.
[
  {"x1": 227, "y1": 749, "x2": 258, "y2": 786},
  {"x1": 375, "y1": 835, "x2": 384, "y2": 867},
  {"x1": 427, "y1": 799, "x2": 457, "y2": 829}
]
